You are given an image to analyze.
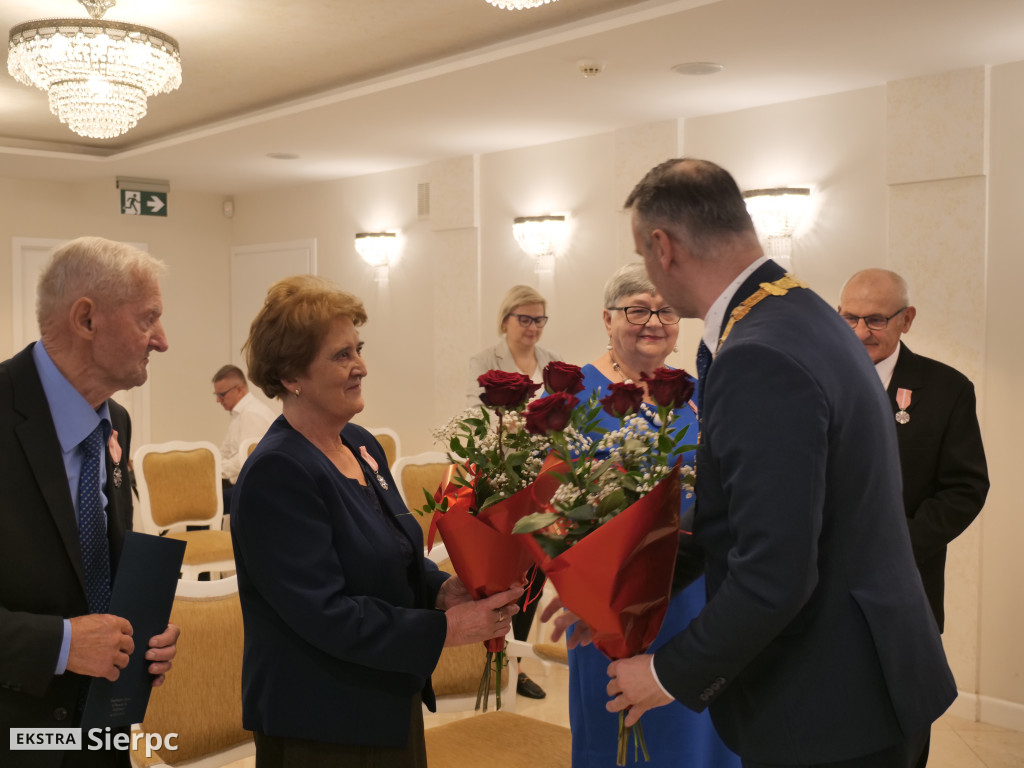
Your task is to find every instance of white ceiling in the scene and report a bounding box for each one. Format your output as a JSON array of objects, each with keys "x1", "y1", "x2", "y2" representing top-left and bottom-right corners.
[{"x1": 3, "y1": 0, "x2": 1024, "y2": 195}]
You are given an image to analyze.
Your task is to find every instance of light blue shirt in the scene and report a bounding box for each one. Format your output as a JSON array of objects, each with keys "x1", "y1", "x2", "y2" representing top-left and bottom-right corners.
[{"x1": 32, "y1": 342, "x2": 112, "y2": 675}]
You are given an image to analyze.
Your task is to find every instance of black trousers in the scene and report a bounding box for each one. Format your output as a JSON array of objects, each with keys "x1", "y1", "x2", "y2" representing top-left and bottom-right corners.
[
  {"x1": 254, "y1": 696, "x2": 426, "y2": 768},
  {"x1": 511, "y1": 564, "x2": 546, "y2": 644},
  {"x1": 741, "y1": 727, "x2": 930, "y2": 768}
]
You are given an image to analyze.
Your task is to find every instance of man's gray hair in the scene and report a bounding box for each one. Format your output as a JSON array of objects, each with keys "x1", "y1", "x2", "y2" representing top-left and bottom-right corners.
[{"x1": 37, "y1": 237, "x2": 166, "y2": 330}]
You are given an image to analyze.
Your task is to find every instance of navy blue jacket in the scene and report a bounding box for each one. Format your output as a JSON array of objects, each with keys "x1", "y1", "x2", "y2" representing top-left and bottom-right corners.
[
  {"x1": 653, "y1": 261, "x2": 956, "y2": 764},
  {"x1": 230, "y1": 419, "x2": 449, "y2": 747}
]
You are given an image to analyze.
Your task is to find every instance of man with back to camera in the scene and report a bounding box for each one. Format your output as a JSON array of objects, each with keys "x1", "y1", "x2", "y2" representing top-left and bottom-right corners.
[
  {"x1": 549, "y1": 158, "x2": 957, "y2": 768},
  {"x1": 0, "y1": 237, "x2": 180, "y2": 767},
  {"x1": 211, "y1": 364, "x2": 275, "y2": 508},
  {"x1": 839, "y1": 268, "x2": 988, "y2": 767}
]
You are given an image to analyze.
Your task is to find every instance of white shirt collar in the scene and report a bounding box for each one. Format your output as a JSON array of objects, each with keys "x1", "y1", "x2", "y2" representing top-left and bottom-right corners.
[
  {"x1": 874, "y1": 341, "x2": 902, "y2": 390},
  {"x1": 701, "y1": 255, "x2": 770, "y2": 354}
]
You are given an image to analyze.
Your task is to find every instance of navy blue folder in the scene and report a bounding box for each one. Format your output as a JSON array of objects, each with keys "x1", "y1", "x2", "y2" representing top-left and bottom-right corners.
[{"x1": 81, "y1": 531, "x2": 186, "y2": 728}]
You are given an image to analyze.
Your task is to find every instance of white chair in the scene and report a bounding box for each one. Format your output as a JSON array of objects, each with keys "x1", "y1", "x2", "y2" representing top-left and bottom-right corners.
[
  {"x1": 238, "y1": 437, "x2": 260, "y2": 459},
  {"x1": 367, "y1": 426, "x2": 402, "y2": 467},
  {"x1": 129, "y1": 576, "x2": 254, "y2": 767},
  {"x1": 133, "y1": 441, "x2": 235, "y2": 580},
  {"x1": 391, "y1": 451, "x2": 454, "y2": 546}
]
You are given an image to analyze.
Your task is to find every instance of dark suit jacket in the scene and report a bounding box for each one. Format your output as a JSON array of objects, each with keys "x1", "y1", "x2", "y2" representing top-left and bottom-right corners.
[
  {"x1": 230, "y1": 418, "x2": 450, "y2": 748},
  {"x1": 0, "y1": 344, "x2": 133, "y2": 767},
  {"x1": 653, "y1": 261, "x2": 956, "y2": 765},
  {"x1": 887, "y1": 345, "x2": 988, "y2": 631}
]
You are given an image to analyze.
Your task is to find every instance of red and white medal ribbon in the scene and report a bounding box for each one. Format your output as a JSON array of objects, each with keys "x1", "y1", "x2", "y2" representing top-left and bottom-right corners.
[{"x1": 895, "y1": 388, "x2": 912, "y2": 424}]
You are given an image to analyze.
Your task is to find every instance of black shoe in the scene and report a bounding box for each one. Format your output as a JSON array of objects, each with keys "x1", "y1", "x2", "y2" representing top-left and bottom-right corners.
[{"x1": 517, "y1": 672, "x2": 546, "y2": 699}]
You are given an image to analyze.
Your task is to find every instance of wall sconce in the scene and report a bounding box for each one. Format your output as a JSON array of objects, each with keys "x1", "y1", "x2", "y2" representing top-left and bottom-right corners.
[
  {"x1": 512, "y1": 214, "x2": 568, "y2": 273},
  {"x1": 742, "y1": 188, "x2": 811, "y2": 263},
  {"x1": 354, "y1": 232, "x2": 398, "y2": 283}
]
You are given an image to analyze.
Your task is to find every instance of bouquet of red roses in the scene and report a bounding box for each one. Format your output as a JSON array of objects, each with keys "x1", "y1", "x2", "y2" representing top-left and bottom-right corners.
[
  {"x1": 514, "y1": 362, "x2": 696, "y2": 764},
  {"x1": 420, "y1": 370, "x2": 554, "y2": 710}
]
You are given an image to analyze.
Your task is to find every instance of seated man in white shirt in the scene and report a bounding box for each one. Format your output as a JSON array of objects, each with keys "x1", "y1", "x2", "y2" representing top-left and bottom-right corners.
[{"x1": 213, "y1": 364, "x2": 276, "y2": 508}]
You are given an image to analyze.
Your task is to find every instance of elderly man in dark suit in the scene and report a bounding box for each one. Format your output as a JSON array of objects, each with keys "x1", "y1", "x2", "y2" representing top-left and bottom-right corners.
[
  {"x1": 549, "y1": 159, "x2": 957, "y2": 768},
  {"x1": 839, "y1": 268, "x2": 988, "y2": 768},
  {"x1": 838, "y1": 268, "x2": 988, "y2": 633},
  {"x1": 0, "y1": 237, "x2": 179, "y2": 767}
]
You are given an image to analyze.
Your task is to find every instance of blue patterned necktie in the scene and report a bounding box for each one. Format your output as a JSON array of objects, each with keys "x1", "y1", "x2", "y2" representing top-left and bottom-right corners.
[
  {"x1": 696, "y1": 339, "x2": 713, "y2": 415},
  {"x1": 78, "y1": 424, "x2": 111, "y2": 614}
]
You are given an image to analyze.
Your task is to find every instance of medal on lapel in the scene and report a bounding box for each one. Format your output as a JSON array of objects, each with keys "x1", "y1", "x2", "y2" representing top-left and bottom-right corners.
[
  {"x1": 108, "y1": 430, "x2": 123, "y2": 487},
  {"x1": 895, "y1": 388, "x2": 912, "y2": 425},
  {"x1": 359, "y1": 445, "x2": 389, "y2": 490}
]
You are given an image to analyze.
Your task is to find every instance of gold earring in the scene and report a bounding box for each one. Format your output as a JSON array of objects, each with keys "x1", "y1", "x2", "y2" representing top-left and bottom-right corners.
[{"x1": 294, "y1": 388, "x2": 301, "y2": 397}]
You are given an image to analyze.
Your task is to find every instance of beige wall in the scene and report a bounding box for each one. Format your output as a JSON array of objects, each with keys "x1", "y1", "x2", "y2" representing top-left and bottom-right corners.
[
  {"x1": 0, "y1": 178, "x2": 233, "y2": 447},
  {"x1": 983, "y1": 60, "x2": 1024, "y2": 731},
  {"x1": 2, "y1": 62, "x2": 1021, "y2": 731}
]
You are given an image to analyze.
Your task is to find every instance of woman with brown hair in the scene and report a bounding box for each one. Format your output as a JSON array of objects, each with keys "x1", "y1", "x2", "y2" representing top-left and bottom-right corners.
[{"x1": 230, "y1": 275, "x2": 522, "y2": 767}]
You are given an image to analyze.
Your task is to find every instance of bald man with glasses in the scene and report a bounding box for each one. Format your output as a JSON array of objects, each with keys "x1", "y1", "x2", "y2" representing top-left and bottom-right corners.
[{"x1": 838, "y1": 269, "x2": 989, "y2": 634}]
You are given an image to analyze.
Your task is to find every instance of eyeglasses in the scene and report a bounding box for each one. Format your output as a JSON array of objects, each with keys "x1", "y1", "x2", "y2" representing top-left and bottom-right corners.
[
  {"x1": 840, "y1": 307, "x2": 907, "y2": 331},
  {"x1": 609, "y1": 306, "x2": 681, "y2": 326},
  {"x1": 509, "y1": 313, "x2": 549, "y2": 328},
  {"x1": 213, "y1": 383, "x2": 241, "y2": 400}
]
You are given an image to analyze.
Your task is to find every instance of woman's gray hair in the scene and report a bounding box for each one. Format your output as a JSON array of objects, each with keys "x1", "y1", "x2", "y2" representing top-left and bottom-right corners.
[
  {"x1": 37, "y1": 236, "x2": 166, "y2": 330},
  {"x1": 603, "y1": 263, "x2": 656, "y2": 309}
]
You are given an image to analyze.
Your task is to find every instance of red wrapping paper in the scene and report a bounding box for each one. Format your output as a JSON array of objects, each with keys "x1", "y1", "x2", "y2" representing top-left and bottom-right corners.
[
  {"x1": 431, "y1": 466, "x2": 538, "y2": 652},
  {"x1": 520, "y1": 465, "x2": 682, "y2": 660}
]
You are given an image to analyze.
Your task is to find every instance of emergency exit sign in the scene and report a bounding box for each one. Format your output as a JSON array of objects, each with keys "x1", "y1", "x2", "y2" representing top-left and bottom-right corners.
[{"x1": 120, "y1": 189, "x2": 167, "y2": 217}]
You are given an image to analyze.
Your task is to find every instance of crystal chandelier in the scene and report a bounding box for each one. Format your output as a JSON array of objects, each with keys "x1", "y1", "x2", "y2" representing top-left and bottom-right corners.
[
  {"x1": 7, "y1": 0, "x2": 181, "y2": 140},
  {"x1": 486, "y1": 0, "x2": 560, "y2": 9}
]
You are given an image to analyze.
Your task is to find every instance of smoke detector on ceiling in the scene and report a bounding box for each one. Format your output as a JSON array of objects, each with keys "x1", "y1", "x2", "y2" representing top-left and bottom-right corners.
[{"x1": 577, "y1": 59, "x2": 605, "y2": 78}]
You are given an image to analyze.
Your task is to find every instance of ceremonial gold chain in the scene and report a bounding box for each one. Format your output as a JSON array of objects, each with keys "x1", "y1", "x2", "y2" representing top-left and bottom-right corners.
[{"x1": 718, "y1": 273, "x2": 809, "y2": 347}]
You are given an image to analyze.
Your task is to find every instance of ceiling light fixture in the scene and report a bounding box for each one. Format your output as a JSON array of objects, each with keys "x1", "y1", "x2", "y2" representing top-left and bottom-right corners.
[
  {"x1": 485, "y1": 0, "x2": 559, "y2": 9},
  {"x1": 7, "y1": 0, "x2": 182, "y2": 140},
  {"x1": 742, "y1": 187, "x2": 811, "y2": 262},
  {"x1": 671, "y1": 61, "x2": 725, "y2": 76},
  {"x1": 513, "y1": 215, "x2": 568, "y2": 273}
]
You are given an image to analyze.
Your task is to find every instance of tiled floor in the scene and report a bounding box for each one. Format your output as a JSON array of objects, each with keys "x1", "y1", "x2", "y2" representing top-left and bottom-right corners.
[{"x1": 225, "y1": 656, "x2": 1024, "y2": 766}]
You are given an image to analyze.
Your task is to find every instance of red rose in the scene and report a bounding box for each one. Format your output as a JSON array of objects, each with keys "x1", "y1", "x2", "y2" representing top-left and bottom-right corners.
[
  {"x1": 524, "y1": 393, "x2": 579, "y2": 434},
  {"x1": 477, "y1": 370, "x2": 541, "y2": 408},
  {"x1": 599, "y1": 381, "x2": 645, "y2": 418},
  {"x1": 642, "y1": 367, "x2": 695, "y2": 409},
  {"x1": 543, "y1": 361, "x2": 585, "y2": 395}
]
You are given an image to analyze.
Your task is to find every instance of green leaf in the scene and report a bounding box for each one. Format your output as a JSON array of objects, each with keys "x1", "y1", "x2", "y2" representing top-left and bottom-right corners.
[
  {"x1": 512, "y1": 512, "x2": 561, "y2": 534},
  {"x1": 596, "y1": 488, "x2": 627, "y2": 516},
  {"x1": 479, "y1": 491, "x2": 508, "y2": 510},
  {"x1": 565, "y1": 503, "x2": 596, "y2": 521},
  {"x1": 535, "y1": 535, "x2": 568, "y2": 559}
]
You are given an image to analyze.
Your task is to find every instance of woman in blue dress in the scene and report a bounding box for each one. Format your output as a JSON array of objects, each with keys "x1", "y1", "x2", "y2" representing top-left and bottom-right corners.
[{"x1": 566, "y1": 263, "x2": 739, "y2": 768}]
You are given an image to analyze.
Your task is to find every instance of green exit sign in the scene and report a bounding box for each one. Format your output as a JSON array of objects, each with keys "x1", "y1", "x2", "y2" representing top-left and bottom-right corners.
[{"x1": 121, "y1": 189, "x2": 167, "y2": 217}]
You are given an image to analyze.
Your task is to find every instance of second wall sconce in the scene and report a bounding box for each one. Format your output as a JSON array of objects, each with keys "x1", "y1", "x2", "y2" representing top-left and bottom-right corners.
[
  {"x1": 742, "y1": 188, "x2": 811, "y2": 263},
  {"x1": 354, "y1": 232, "x2": 398, "y2": 283},
  {"x1": 513, "y1": 214, "x2": 568, "y2": 273}
]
